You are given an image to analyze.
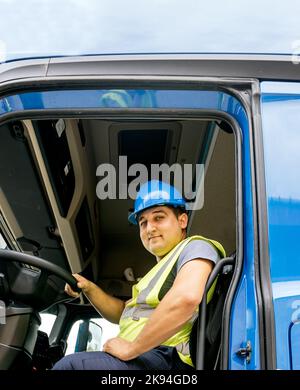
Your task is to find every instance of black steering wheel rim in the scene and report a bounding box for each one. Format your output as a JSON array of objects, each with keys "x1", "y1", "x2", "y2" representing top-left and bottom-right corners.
[{"x1": 0, "y1": 249, "x2": 81, "y2": 293}]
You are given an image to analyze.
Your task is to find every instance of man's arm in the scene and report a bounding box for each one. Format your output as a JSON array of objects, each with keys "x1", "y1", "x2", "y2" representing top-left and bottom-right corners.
[
  {"x1": 65, "y1": 274, "x2": 125, "y2": 324},
  {"x1": 103, "y1": 258, "x2": 213, "y2": 360}
]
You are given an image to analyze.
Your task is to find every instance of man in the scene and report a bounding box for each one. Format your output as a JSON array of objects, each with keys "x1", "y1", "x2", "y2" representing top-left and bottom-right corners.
[{"x1": 53, "y1": 180, "x2": 225, "y2": 370}]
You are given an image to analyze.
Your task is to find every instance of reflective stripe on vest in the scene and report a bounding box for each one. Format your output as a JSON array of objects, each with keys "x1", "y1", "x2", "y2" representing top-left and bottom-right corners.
[{"x1": 118, "y1": 235, "x2": 226, "y2": 367}]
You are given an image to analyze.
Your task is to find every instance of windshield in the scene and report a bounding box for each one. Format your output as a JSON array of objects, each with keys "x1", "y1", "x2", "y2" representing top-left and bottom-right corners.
[{"x1": 0, "y1": 0, "x2": 300, "y2": 63}]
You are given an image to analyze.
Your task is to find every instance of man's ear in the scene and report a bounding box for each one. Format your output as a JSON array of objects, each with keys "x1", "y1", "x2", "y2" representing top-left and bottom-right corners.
[{"x1": 178, "y1": 213, "x2": 188, "y2": 229}]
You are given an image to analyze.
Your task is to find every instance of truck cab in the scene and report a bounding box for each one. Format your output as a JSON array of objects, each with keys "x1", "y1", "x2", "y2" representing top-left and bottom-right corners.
[{"x1": 0, "y1": 0, "x2": 300, "y2": 371}]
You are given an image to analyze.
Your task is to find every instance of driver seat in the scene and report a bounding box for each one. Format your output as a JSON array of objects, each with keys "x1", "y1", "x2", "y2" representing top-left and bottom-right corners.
[{"x1": 189, "y1": 258, "x2": 234, "y2": 369}]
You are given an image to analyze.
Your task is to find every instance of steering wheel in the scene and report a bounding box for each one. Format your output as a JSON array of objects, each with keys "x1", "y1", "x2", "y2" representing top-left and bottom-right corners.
[
  {"x1": 0, "y1": 249, "x2": 81, "y2": 296},
  {"x1": 0, "y1": 249, "x2": 82, "y2": 370}
]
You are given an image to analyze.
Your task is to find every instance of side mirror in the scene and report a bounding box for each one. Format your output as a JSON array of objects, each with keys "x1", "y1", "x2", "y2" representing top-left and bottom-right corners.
[{"x1": 74, "y1": 319, "x2": 103, "y2": 352}]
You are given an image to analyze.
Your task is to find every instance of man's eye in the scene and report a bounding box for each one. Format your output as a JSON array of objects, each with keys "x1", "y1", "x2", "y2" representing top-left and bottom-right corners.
[{"x1": 140, "y1": 221, "x2": 146, "y2": 227}]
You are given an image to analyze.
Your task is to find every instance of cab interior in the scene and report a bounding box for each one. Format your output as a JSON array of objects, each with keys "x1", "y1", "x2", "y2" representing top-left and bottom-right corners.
[{"x1": 0, "y1": 115, "x2": 237, "y2": 370}]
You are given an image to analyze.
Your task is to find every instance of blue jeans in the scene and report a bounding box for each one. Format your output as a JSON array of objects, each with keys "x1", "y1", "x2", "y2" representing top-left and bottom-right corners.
[{"x1": 52, "y1": 346, "x2": 193, "y2": 370}]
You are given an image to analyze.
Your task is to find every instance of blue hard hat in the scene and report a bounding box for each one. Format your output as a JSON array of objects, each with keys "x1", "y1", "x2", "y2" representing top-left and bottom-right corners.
[{"x1": 128, "y1": 180, "x2": 186, "y2": 225}]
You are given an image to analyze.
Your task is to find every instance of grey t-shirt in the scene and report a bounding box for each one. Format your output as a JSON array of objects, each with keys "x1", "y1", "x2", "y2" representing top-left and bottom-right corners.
[
  {"x1": 158, "y1": 239, "x2": 220, "y2": 301},
  {"x1": 176, "y1": 240, "x2": 220, "y2": 273}
]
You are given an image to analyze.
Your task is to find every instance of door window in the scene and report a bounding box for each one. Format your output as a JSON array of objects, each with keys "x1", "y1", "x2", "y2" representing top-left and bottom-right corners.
[
  {"x1": 261, "y1": 81, "x2": 300, "y2": 369},
  {"x1": 65, "y1": 318, "x2": 119, "y2": 355}
]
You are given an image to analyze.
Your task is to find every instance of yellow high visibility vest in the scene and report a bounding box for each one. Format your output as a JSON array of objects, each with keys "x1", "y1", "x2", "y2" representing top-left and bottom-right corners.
[{"x1": 118, "y1": 235, "x2": 226, "y2": 367}]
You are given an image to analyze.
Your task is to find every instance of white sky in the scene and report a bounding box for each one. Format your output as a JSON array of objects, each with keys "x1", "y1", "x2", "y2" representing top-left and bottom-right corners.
[{"x1": 0, "y1": 0, "x2": 300, "y2": 61}]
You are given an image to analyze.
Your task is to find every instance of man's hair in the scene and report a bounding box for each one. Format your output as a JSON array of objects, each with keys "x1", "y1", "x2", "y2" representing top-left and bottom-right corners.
[
  {"x1": 137, "y1": 205, "x2": 187, "y2": 224},
  {"x1": 166, "y1": 205, "x2": 186, "y2": 218}
]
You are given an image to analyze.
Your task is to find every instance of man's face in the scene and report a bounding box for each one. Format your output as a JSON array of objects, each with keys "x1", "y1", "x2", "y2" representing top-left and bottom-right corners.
[{"x1": 138, "y1": 206, "x2": 188, "y2": 260}]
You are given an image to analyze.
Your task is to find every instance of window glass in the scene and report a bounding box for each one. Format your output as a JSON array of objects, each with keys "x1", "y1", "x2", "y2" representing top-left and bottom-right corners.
[
  {"x1": 261, "y1": 84, "x2": 300, "y2": 282},
  {"x1": 39, "y1": 313, "x2": 57, "y2": 336},
  {"x1": 261, "y1": 81, "x2": 300, "y2": 369},
  {"x1": 0, "y1": 233, "x2": 7, "y2": 249},
  {"x1": 65, "y1": 318, "x2": 119, "y2": 355}
]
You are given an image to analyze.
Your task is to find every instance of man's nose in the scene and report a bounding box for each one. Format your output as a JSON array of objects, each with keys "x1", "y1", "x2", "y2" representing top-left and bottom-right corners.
[{"x1": 146, "y1": 221, "x2": 156, "y2": 234}]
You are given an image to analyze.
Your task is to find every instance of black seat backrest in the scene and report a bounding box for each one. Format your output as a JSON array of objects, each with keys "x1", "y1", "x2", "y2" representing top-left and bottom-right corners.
[{"x1": 189, "y1": 264, "x2": 234, "y2": 369}]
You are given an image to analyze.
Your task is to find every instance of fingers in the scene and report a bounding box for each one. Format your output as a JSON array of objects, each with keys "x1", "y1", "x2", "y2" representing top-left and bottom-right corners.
[
  {"x1": 64, "y1": 283, "x2": 80, "y2": 298},
  {"x1": 72, "y1": 273, "x2": 85, "y2": 287},
  {"x1": 102, "y1": 339, "x2": 111, "y2": 353},
  {"x1": 72, "y1": 273, "x2": 90, "y2": 292},
  {"x1": 64, "y1": 273, "x2": 91, "y2": 297},
  {"x1": 72, "y1": 273, "x2": 83, "y2": 282}
]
